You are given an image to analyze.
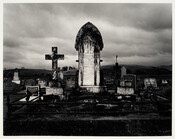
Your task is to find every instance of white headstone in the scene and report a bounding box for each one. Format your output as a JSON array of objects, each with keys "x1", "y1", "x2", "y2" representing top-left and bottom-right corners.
[
  {"x1": 12, "y1": 69, "x2": 20, "y2": 84},
  {"x1": 121, "y1": 66, "x2": 127, "y2": 78},
  {"x1": 45, "y1": 87, "x2": 63, "y2": 95},
  {"x1": 58, "y1": 70, "x2": 64, "y2": 80},
  {"x1": 83, "y1": 43, "x2": 95, "y2": 85},
  {"x1": 75, "y1": 22, "x2": 103, "y2": 93}
]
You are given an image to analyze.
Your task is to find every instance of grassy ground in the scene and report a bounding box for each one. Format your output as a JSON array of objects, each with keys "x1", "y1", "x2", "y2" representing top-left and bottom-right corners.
[
  {"x1": 4, "y1": 115, "x2": 171, "y2": 136},
  {"x1": 3, "y1": 96, "x2": 171, "y2": 136},
  {"x1": 3, "y1": 85, "x2": 172, "y2": 136}
]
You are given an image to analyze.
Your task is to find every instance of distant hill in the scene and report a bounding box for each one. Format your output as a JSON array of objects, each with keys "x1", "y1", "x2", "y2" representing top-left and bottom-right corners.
[
  {"x1": 158, "y1": 65, "x2": 172, "y2": 71},
  {"x1": 3, "y1": 64, "x2": 172, "y2": 80},
  {"x1": 3, "y1": 69, "x2": 52, "y2": 80},
  {"x1": 102, "y1": 64, "x2": 172, "y2": 70},
  {"x1": 101, "y1": 64, "x2": 172, "y2": 76}
]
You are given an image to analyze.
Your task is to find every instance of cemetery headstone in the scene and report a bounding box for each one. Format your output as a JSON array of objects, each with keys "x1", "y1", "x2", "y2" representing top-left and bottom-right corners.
[
  {"x1": 12, "y1": 69, "x2": 20, "y2": 84},
  {"x1": 144, "y1": 78, "x2": 157, "y2": 89},
  {"x1": 75, "y1": 22, "x2": 104, "y2": 93},
  {"x1": 121, "y1": 66, "x2": 126, "y2": 78},
  {"x1": 123, "y1": 74, "x2": 137, "y2": 91},
  {"x1": 26, "y1": 86, "x2": 40, "y2": 101}
]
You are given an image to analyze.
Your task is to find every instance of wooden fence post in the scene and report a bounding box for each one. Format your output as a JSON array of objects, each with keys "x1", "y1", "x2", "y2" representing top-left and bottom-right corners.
[{"x1": 7, "y1": 95, "x2": 11, "y2": 115}]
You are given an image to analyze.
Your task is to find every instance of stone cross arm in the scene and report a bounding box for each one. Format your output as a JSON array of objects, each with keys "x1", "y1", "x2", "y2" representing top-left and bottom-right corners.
[
  {"x1": 45, "y1": 47, "x2": 64, "y2": 80},
  {"x1": 45, "y1": 54, "x2": 64, "y2": 60}
]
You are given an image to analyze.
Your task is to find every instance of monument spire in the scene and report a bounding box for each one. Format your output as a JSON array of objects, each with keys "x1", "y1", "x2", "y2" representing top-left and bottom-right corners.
[{"x1": 116, "y1": 55, "x2": 118, "y2": 63}]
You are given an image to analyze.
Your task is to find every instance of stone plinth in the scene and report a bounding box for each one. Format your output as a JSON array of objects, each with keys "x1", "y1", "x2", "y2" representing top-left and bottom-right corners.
[
  {"x1": 117, "y1": 87, "x2": 134, "y2": 95},
  {"x1": 45, "y1": 87, "x2": 63, "y2": 95},
  {"x1": 12, "y1": 80, "x2": 20, "y2": 84},
  {"x1": 43, "y1": 87, "x2": 64, "y2": 101},
  {"x1": 80, "y1": 86, "x2": 105, "y2": 93}
]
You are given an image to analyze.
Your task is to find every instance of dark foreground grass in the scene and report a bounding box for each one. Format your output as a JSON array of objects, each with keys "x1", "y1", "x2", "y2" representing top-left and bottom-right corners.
[{"x1": 4, "y1": 114, "x2": 171, "y2": 136}]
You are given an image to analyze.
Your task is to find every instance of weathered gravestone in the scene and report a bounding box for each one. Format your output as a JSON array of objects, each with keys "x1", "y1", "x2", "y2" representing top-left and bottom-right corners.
[
  {"x1": 12, "y1": 68, "x2": 20, "y2": 84},
  {"x1": 63, "y1": 70, "x2": 77, "y2": 91},
  {"x1": 144, "y1": 78, "x2": 157, "y2": 89},
  {"x1": 26, "y1": 86, "x2": 39, "y2": 96},
  {"x1": 117, "y1": 74, "x2": 136, "y2": 95},
  {"x1": 75, "y1": 22, "x2": 104, "y2": 93},
  {"x1": 123, "y1": 74, "x2": 137, "y2": 91},
  {"x1": 121, "y1": 66, "x2": 127, "y2": 78},
  {"x1": 25, "y1": 86, "x2": 40, "y2": 102}
]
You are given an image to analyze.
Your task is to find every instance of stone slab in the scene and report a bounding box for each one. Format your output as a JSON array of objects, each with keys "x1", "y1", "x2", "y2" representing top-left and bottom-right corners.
[
  {"x1": 117, "y1": 87, "x2": 134, "y2": 95},
  {"x1": 12, "y1": 80, "x2": 20, "y2": 84},
  {"x1": 45, "y1": 87, "x2": 63, "y2": 95},
  {"x1": 80, "y1": 86, "x2": 104, "y2": 93}
]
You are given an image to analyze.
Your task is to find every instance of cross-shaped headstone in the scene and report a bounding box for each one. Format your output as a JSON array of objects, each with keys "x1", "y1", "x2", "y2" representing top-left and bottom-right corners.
[{"x1": 45, "y1": 47, "x2": 64, "y2": 80}]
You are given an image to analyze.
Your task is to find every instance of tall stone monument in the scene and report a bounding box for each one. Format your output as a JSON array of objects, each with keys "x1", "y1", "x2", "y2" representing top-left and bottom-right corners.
[
  {"x1": 75, "y1": 22, "x2": 104, "y2": 93},
  {"x1": 12, "y1": 68, "x2": 20, "y2": 84}
]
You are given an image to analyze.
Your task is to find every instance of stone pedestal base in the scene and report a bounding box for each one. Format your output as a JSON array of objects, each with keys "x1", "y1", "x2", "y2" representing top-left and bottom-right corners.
[
  {"x1": 44, "y1": 87, "x2": 64, "y2": 101},
  {"x1": 80, "y1": 86, "x2": 105, "y2": 93},
  {"x1": 12, "y1": 80, "x2": 20, "y2": 84},
  {"x1": 45, "y1": 87, "x2": 63, "y2": 95}
]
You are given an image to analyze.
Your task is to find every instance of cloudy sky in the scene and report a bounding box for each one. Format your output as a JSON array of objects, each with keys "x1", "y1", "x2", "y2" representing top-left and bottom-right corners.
[{"x1": 3, "y1": 3, "x2": 172, "y2": 69}]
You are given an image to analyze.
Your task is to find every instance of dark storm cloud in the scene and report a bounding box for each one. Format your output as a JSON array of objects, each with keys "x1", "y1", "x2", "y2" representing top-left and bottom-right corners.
[
  {"x1": 3, "y1": 36, "x2": 26, "y2": 48},
  {"x1": 61, "y1": 4, "x2": 172, "y2": 31},
  {"x1": 102, "y1": 28, "x2": 172, "y2": 57},
  {"x1": 3, "y1": 3, "x2": 172, "y2": 69}
]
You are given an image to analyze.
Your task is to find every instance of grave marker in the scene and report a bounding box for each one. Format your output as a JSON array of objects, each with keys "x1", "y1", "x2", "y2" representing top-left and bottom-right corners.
[
  {"x1": 26, "y1": 86, "x2": 40, "y2": 96},
  {"x1": 45, "y1": 47, "x2": 64, "y2": 81},
  {"x1": 12, "y1": 69, "x2": 20, "y2": 84},
  {"x1": 75, "y1": 22, "x2": 104, "y2": 93}
]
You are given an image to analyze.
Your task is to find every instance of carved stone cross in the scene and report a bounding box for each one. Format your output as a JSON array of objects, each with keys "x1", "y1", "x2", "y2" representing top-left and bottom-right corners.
[{"x1": 45, "y1": 47, "x2": 64, "y2": 80}]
